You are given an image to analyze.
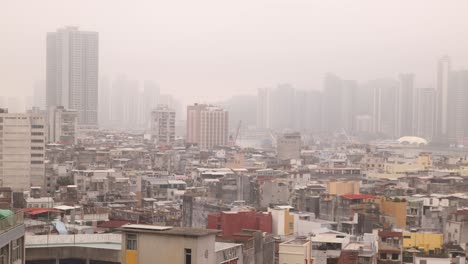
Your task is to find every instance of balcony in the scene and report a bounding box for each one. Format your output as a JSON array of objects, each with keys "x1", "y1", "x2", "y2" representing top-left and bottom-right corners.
[{"x1": 0, "y1": 211, "x2": 24, "y2": 235}]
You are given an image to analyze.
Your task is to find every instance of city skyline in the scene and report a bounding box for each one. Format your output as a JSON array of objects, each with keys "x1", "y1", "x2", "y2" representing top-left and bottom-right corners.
[{"x1": 3, "y1": 1, "x2": 468, "y2": 104}]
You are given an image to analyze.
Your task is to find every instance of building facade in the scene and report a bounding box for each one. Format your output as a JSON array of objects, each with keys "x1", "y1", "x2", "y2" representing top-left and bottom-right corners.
[
  {"x1": 276, "y1": 132, "x2": 301, "y2": 161},
  {"x1": 48, "y1": 106, "x2": 78, "y2": 145},
  {"x1": 0, "y1": 109, "x2": 45, "y2": 191},
  {"x1": 186, "y1": 104, "x2": 228, "y2": 150},
  {"x1": 150, "y1": 105, "x2": 176, "y2": 146}
]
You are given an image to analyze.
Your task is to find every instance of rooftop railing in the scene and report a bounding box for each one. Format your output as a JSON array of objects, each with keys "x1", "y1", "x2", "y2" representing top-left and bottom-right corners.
[{"x1": 0, "y1": 211, "x2": 24, "y2": 234}]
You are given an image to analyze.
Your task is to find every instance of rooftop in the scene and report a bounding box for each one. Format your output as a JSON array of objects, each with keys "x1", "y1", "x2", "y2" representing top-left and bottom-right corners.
[
  {"x1": 341, "y1": 194, "x2": 376, "y2": 200},
  {"x1": 119, "y1": 224, "x2": 220, "y2": 237},
  {"x1": 281, "y1": 238, "x2": 310, "y2": 246}
]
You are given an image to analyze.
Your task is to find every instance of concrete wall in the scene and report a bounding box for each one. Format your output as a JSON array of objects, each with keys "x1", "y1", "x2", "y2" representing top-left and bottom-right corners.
[
  {"x1": 279, "y1": 241, "x2": 310, "y2": 264},
  {"x1": 123, "y1": 232, "x2": 216, "y2": 264},
  {"x1": 327, "y1": 181, "x2": 360, "y2": 195},
  {"x1": 26, "y1": 247, "x2": 120, "y2": 263},
  {"x1": 403, "y1": 232, "x2": 443, "y2": 252},
  {"x1": 379, "y1": 199, "x2": 407, "y2": 229}
]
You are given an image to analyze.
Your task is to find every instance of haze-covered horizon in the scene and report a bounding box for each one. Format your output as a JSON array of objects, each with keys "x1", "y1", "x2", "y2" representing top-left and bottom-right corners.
[{"x1": 3, "y1": 0, "x2": 468, "y2": 104}]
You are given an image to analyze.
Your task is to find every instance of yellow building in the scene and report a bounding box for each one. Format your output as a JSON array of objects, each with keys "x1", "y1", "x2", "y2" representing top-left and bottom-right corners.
[
  {"x1": 378, "y1": 197, "x2": 407, "y2": 229},
  {"x1": 417, "y1": 152, "x2": 433, "y2": 169},
  {"x1": 403, "y1": 232, "x2": 443, "y2": 253},
  {"x1": 268, "y1": 206, "x2": 294, "y2": 236},
  {"x1": 120, "y1": 224, "x2": 219, "y2": 264},
  {"x1": 327, "y1": 181, "x2": 360, "y2": 195}
]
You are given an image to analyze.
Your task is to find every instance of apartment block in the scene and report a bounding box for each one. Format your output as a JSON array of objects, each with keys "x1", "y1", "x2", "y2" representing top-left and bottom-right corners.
[{"x1": 0, "y1": 109, "x2": 45, "y2": 191}]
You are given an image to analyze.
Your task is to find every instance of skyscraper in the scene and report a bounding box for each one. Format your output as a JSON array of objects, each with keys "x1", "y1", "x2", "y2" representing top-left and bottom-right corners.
[
  {"x1": 415, "y1": 88, "x2": 436, "y2": 140},
  {"x1": 448, "y1": 70, "x2": 468, "y2": 143},
  {"x1": 322, "y1": 74, "x2": 357, "y2": 133},
  {"x1": 435, "y1": 56, "x2": 451, "y2": 138},
  {"x1": 151, "y1": 105, "x2": 176, "y2": 146},
  {"x1": 46, "y1": 26, "x2": 99, "y2": 128},
  {"x1": 186, "y1": 104, "x2": 228, "y2": 150},
  {"x1": 256, "y1": 84, "x2": 295, "y2": 131},
  {"x1": 396, "y1": 74, "x2": 415, "y2": 136},
  {"x1": 371, "y1": 79, "x2": 399, "y2": 138}
]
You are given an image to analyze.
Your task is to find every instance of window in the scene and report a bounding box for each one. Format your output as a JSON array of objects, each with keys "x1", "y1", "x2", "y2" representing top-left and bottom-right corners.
[
  {"x1": 185, "y1": 248, "x2": 192, "y2": 264},
  {"x1": 31, "y1": 132, "x2": 44, "y2": 136},
  {"x1": 31, "y1": 161, "x2": 43, "y2": 164},
  {"x1": 380, "y1": 253, "x2": 387, "y2": 260},
  {"x1": 126, "y1": 234, "x2": 137, "y2": 250},
  {"x1": 11, "y1": 238, "x2": 22, "y2": 262},
  {"x1": 31, "y1": 139, "x2": 44, "y2": 143},
  {"x1": 392, "y1": 254, "x2": 399, "y2": 260},
  {"x1": 31, "y1": 147, "x2": 43, "y2": 150},
  {"x1": 0, "y1": 244, "x2": 8, "y2": 264}
]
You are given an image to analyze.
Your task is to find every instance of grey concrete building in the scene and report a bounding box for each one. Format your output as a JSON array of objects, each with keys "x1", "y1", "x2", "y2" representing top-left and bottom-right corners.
[{"x1": 46, "y1": 26, "x2": 99, "y2": 128}]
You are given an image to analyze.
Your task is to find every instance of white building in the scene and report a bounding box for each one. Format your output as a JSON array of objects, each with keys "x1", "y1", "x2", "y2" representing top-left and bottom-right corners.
[
  {"x1": 46, "y1": 26, "x2": 99, "y2": 128},
  {"x1": 48, "y1": 106, "x2": 78, "y2": 144},
  {"x1": 151, "y1": 105, "x2": 175, "y2": 146},
  {"x1": 0, "y1": 109, "x2": 46, "y2": 191},
  {"x1": 186, "y1": 104, "x2": 228, "y2": 150}
]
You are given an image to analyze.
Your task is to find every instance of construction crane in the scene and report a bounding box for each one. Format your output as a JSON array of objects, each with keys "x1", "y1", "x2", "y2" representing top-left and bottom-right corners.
[{"x1": 232, "y1": 120, "x2": 242, "y2": 146}]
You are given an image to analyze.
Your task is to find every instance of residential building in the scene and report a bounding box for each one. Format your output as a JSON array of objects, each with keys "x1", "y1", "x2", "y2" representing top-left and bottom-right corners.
[
  {"x1": 447, "y1": 70, "x2": 468, "y2": 143},
  {"x1": 0, "y1": 210, "x2": 25, "y2": 264},
  {"x1": 0, "y1": 109, "x2": 45, "y2": 191},
  {"x1": 415, "y1": 88, "x2": 436, "y2": 140},
  {"x1": 396, "y1": 74, "x2": 415, "y2": 137},
  {"x1": 377, "y1": 231, "x2": 403, "y2": 264},
  {"x1": 435, "y1": 55, "x2": 451, "y2": 139},
  {"x1": 402, "y1": 232, "x2": 443, "y2": 253},
  {"x1": 268, "y1": 206, "x2": 294, "y2": 236},
  {"x1": 47, "y1": 106, "x2": 78, "y2": 145},
  {"x1": 311, "y1": 232, "x2": 351, "y2": 264},
  {"x1": 207, "y1": 211, "x2": 272, "y2": 237},
  {"x1": 276, "y1": 132, "x2": 301, "y2": 161},
  {"x1": 150, "y1": 105, "x2": 176, "y2": 146},
  {"x1": 186, "y1": 104, "x2": 228, "y2": 150},
  {"x1": 120, "y1": 224, "x2": 219, "y2": 264},
  {"x1": 46, "y1": 26, "x2": 99, "y2": 128},
  {"x1": 327, "y1": 181, "x2": 360, "y2": 196},
  {"x1": 279, "y1": 238, "x2": 311, "y2": 264},
  {"x1": 371, "y1": 79, "x2": 400, "y2": 138}
]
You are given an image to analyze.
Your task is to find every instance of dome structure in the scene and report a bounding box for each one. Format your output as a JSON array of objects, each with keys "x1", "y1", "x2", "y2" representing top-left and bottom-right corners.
[{"x1": 397, "y1": 136, "x2": 428, "y2": 145}]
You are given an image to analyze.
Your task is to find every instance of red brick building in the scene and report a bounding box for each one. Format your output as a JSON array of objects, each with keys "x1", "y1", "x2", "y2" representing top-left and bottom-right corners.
[{"x1": 207, "y1": 211, "x2": 272, "y2": 237}]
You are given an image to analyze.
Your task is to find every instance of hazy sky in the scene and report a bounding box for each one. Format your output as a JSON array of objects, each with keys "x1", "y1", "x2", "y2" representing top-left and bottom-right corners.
[{"x1": 2, "y1": 0, "x2": 468, "y2": 104}]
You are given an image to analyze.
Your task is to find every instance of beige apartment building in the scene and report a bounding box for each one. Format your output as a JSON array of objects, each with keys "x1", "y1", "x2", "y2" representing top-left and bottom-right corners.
[
  {"x1": 186, "y1": 104, "x2": 228, "y2": 150},
  {"x1": 120, "y1": 224, "x2": 220, "y2": 264},
  {"x1": 0, "y1": 109, "x2": 45, "y2": 191},
  {"x1": 150, "y1": 105, "x2": 176, "y2": 146},
  {"x1": 279, "y1": 238, "x2": 311, "y2": 264},
  {"x1": 48, "y1": 106, "x2": 78, "y2": 145}
]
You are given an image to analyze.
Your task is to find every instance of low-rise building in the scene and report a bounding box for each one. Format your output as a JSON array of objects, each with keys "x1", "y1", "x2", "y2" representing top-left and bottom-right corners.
[
  {"x1": 279, "y1": 238, "x2": 311, "y2": 264},
  {"x1": 120, "y1": 224, "x2": 219, "y2": 264}
]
